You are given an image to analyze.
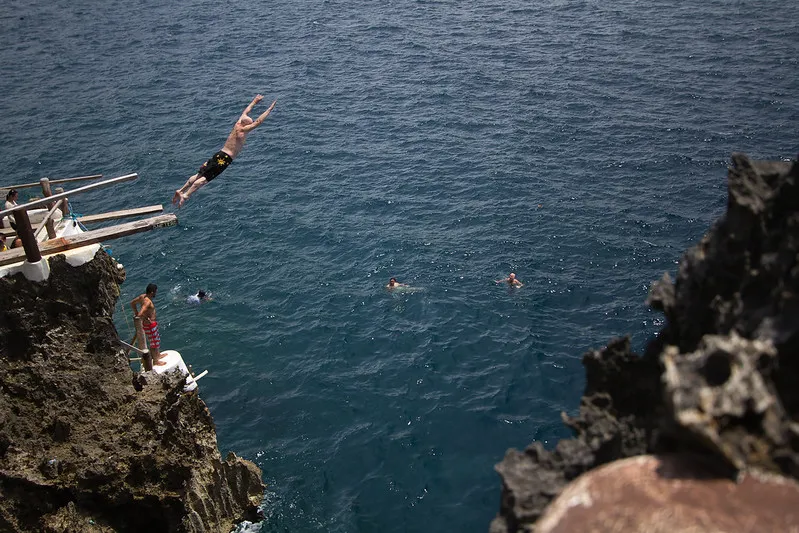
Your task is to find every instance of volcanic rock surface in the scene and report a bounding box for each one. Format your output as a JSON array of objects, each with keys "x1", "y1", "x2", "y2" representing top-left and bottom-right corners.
[
  {"x1": 0, "y1": 251, "x2": 264, "y2": 532},
  {"x1": 490, "y1": 154, "x2": 799, "y2": 532}
]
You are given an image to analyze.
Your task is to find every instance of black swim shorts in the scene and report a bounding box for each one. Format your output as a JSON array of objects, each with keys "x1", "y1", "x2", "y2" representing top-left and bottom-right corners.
[{"x1": 197, "y1": 151, "x2": 233, "y2": 182}]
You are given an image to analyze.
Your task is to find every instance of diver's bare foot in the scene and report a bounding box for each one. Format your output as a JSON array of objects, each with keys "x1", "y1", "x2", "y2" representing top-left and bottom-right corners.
[{"x1": 154, "y1": 358, "x2": 167, "y2": 366}]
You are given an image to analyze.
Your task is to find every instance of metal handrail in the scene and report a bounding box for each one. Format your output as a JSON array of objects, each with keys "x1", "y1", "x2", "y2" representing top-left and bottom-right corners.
[{"x1": 2, "y1": 174, "x2": 103, "y2": 190}]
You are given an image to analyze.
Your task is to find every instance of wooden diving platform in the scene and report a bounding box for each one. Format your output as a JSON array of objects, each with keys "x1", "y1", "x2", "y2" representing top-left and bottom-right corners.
[
  {"x1": 0, "y1": 214, "x2": 177, "y2": 267},
  {"x1": 0, "y1": 173, "x2": 178, "y2": 272}
]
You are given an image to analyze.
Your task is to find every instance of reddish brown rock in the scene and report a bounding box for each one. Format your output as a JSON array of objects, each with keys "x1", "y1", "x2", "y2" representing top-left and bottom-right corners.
[{"x1": 537, "y1": 455, "x2": 799, "y2": 533}]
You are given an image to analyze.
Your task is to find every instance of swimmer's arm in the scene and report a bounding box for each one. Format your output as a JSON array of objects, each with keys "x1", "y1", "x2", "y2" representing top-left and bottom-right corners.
[
  {"x1": 242, "y1": 100, "x2": 276, "y2": 132},
  {"x1": 241, "y1": 94, "x2": 263, "y2": 117}
]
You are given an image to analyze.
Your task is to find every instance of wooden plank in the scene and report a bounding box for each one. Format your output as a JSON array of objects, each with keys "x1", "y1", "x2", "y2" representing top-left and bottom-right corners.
[
  {"x1": 0, "y1": 173, "x2": 137, "y2": 218},
  {"x1": 0, "y1": 213, "x2": 177, "y2": 267},
  {"x1": 2, "y1": 174, "x2": 103, "y2": 190},
  {"x1": 78, "y1": 205, "x2": 163, "y2": 225},
  {"x1": 2, "y1": 205, "x2": 164, "y2": 233}
]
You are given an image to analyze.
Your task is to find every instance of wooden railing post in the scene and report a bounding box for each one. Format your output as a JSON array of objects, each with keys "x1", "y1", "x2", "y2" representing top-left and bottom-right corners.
[
  {"x1": 133, "y1": 317, "x2": 154, "y2": 371},
  {"x1": 14, "y1": 209, "x2": 42, "y2": 263},
  {"x1": 53, "y1": 187, "x2": 70, "y2": 216},
  {"x1": 40, "y1": 178, "x2": 57, "y2": 239}
]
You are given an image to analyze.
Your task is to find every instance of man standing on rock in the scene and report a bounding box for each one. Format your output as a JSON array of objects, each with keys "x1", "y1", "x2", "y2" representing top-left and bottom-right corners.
[
  {"x1": 131, "y1": 283, "x2": 166, "y2": 366},
  {"x1": 172, "y1": 94, "x2": 277, "y2": 207}
]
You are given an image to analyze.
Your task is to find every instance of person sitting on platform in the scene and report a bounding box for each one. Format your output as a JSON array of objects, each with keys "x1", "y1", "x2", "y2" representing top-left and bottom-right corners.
[
  {"x1": 131, "y1": 283, "x2": 166, "y2": 366},
  {"x1": 3, "y1": 189, "x2": 18, "y2": 230},
  {"x1": 0, "y1": 234, "x2": 7, "y2": 251},
  {"x1": 173, "y1": 95, "x2": 277, "y2": 207}
]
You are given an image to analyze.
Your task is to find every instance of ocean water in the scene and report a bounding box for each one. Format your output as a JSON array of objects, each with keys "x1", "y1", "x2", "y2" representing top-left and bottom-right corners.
[{"x1": 1, "y1": 0, "x2": 797, "y2": 531}]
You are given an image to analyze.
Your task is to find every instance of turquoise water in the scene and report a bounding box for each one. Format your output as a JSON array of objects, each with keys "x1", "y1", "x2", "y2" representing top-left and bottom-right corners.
[{"x1": 1, "y1": 0, "x2": 797, "y2": 531}]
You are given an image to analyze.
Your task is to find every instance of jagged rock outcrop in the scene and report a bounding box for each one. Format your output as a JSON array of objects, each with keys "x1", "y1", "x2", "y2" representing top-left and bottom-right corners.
[
  {"x1": 491, "y1": 154, "x2": 799, "y2": 532},
  {"x1": 0, "y1": 251, "x2": 264, "y2": 532}
]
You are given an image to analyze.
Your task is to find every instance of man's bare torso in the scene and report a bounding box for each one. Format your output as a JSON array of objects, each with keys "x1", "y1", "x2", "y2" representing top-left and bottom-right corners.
[
  {"x1": 139, "y1": 296, "x2": 157, "y2": 322},
  {"x1": 221, "y1": 122, "x2": 249, "y2": 159}
]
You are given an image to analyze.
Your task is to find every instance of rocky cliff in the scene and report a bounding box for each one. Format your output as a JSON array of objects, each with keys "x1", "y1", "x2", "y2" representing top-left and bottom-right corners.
[
  {"x1": 491, "y1": 154, "x2": 799, "y2": 531},
  {"x1": 0, "y1": 251, "x2": 264, "y2": 532}
]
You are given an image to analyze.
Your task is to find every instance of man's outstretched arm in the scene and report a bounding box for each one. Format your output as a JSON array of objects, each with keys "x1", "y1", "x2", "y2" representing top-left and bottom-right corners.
[
  {"x1": 240, "y1": 94, "x2": 264, "y2": 118},
  {"x1": 242, "y1": 99, "x2": 277, "y2": 132}
]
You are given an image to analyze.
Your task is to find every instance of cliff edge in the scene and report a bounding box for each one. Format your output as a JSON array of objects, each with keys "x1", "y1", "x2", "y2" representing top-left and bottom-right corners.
[
  {"x1": 0, "y1": 251, "x2": 264, "y2": 532},
  {"x1": 491, "y1": 154, "x2": 799, "y2": 531}
]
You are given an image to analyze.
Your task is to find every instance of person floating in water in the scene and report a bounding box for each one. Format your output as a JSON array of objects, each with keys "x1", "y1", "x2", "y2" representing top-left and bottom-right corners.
[
  {"x1": 496, "y1": 273, "x2": 523, "y2": 287},
  {"x1": 173, "y1": 95, "x2": 277, "y2": 207},
  {"x1": 131, "y1": 283, "x2": 166, "y2": 366},
  {"x1": 386, "y1": 277, "x2": 408, "y2": 290},
  {"x1": 187, "y1": 289, "x2": 211, "y2": 304}
]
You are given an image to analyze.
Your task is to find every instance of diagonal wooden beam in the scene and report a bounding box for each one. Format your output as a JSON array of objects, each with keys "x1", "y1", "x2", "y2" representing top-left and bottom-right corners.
[
  {"x1": 0, "y1": 213, "x2": 177, "y2": 267},
  {"x1": 33, "y1": 199, "x2": 65, "y2": 240}
]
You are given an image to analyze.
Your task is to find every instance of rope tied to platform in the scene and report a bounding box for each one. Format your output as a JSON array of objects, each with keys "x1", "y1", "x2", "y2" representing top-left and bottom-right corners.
[{"x1": 69, "y1": 211, "x2": 89, "y2": 232}]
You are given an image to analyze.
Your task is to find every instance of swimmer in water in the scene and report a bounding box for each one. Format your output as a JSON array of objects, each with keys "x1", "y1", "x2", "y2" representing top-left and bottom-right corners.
[
  {"x1": 187, "y1": 290, "x2": 211, "y2": 304},
  {"x1": 495, "y1": 273, "x2": 523, "y2": 287},
  {"x1": 386, "y1": 277, "x2": 408, "y2": 290}
]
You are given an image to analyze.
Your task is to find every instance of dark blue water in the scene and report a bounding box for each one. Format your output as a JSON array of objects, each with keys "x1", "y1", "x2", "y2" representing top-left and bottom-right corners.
[{"x1": 1, "y1": 0, "x2": 797, "y2": 531}]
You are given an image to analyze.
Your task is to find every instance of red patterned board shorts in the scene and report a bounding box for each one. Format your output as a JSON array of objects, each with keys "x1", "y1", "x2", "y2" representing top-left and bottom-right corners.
[{"x1": 143, "y1": 320, "x2": 161, "y2": 352}]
